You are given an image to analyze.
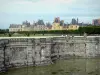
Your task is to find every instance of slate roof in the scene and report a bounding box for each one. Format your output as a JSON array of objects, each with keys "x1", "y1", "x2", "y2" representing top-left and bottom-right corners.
[{"x1": 9, "y1": 24, "x2": 22, "y2": 28}]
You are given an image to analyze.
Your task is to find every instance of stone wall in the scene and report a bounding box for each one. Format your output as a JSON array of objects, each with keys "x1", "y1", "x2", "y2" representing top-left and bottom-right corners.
[{"x1": 0, "y1": 36, "x2": 100, "y2": 71}]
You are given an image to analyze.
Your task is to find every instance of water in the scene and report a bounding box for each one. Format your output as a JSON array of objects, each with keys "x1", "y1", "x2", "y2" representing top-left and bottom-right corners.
[{"x1": 0, "y1": 59, "x2": 100, "y2": 75}]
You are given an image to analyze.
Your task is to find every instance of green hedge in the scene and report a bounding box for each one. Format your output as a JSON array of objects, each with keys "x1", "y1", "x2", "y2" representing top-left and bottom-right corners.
[{"x1": 1, "y1": 26, "x2": 100, "y2": 37}]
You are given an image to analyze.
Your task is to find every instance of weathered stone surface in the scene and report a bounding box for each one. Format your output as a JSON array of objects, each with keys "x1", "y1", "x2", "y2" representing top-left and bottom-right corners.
[{"x1": 0, "y1": 37, "x2": 100, "y2": 71}]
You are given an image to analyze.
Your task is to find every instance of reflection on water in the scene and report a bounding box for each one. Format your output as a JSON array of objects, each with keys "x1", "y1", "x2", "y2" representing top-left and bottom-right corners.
[{"x1": 1, "y1": 59, "x2": 100, "y2": 75}]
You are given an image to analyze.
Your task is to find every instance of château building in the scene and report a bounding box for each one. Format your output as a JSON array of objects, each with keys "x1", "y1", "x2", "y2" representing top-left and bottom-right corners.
[
  {"x1": 68, "y1": 25, "x2": 79, "y2": 30},
  {"x1": 52, "y1": 23, "x2": 63, "y2": 30},
  {"x1": 93, "y1": 19, "x2": 100, "y2": 25},
  {"x1": 9, "y1": 18, "x2": 80, "y2": 32},
  {"x1": 9, "y1": 24, "x2": 22, "y2": 32},
  {"x1": 33, "y1": 25, "x2": 46, "y2": 31},
  {"x1": 52, "y1": 17, "x2": 63, "y2": 30}
]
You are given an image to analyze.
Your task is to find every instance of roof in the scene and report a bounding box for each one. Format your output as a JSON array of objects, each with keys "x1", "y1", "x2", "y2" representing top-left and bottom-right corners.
[{"x1": 9, "y1": 24, "x2": 22, "y2": 28}]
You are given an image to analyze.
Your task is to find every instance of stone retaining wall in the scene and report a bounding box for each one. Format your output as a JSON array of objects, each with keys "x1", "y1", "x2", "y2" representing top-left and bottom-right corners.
[{"x1": 0, "y1": 36, "x2": 100, "y2": 71}]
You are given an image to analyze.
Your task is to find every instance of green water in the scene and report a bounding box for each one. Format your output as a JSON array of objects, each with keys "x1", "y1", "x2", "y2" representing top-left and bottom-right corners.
[{"x1": 1, "y1": 59, "x2": 100, "y2": 75}]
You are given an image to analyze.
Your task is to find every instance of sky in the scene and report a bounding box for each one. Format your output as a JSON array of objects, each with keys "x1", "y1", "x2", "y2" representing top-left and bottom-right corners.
[{"x1": 0, "y1": 0, "x2": 100, "y2": 29}]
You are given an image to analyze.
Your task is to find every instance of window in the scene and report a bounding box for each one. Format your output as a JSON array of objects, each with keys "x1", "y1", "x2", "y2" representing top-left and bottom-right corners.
[{"x1": 71, "y1": 26, "x2": 73, "y2": 28}]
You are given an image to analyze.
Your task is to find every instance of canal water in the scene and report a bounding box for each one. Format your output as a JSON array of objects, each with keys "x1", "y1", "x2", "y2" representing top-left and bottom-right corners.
[{"x1": 0, "y1": 59, "x2": 100, "y2": 75}]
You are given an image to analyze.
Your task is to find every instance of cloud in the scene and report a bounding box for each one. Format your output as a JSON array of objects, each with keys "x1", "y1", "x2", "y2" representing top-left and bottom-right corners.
[
  {"x1": 0, "y1": 0, "x2": 100, "y2": 16},
  {"x1": 0, "y1": 0, "x2": 75, "y2": 14},
  {"x1": 0, "y1": 0, "x2": 100, "y2": 29}
]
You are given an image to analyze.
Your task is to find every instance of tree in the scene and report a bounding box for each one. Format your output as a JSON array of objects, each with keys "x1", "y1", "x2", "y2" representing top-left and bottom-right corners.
[
  {"x1": 8, "y1": 32, "x2": 14, "y2": 37},
  {"x1": 25, "y1": 32, "x2": 30, "y2": 36}
]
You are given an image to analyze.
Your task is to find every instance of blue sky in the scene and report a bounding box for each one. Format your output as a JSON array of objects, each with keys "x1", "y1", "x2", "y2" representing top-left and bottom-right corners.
[{"x1": 0, "y1": 0, "x2": 100, "y2": 29}]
